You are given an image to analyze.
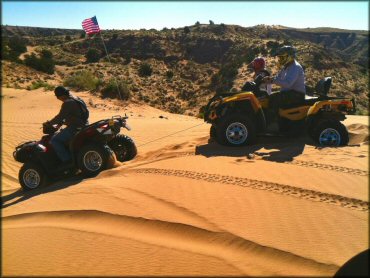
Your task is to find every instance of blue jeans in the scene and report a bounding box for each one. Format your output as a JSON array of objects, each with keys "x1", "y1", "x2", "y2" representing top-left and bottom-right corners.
[{"x1": 50, "y1": 127, "x2": 76, "y2": 162}]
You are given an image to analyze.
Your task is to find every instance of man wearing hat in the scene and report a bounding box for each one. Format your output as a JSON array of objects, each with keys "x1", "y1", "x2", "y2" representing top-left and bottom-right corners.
[
  {"x1": 45, "y1": 86, "x2": 89, "y2": 170},
  {"x1": 263, "y1": 45, "x2": 306, "y2": 117}
]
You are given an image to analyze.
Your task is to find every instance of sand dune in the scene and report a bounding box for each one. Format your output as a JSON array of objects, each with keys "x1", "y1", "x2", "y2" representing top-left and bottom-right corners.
[{"x1": 1, "y1": 88, "x2": 369, "y2": 276}]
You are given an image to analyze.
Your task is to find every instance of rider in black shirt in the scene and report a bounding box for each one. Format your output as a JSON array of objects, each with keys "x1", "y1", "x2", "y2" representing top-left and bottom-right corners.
[{"x1": 45, "y1": 86, "x2": 89, "y2": 170}]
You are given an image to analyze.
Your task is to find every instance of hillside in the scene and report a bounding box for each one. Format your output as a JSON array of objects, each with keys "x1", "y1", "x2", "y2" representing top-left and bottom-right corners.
[{"x1": 1, "y1": 23, "x2": 369, "y2": 115}]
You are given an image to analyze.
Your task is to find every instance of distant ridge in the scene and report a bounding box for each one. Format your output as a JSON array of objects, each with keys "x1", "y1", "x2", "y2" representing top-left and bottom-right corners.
[{"x1": 1, "y1": 23, "x2": 368, "y2": 115}]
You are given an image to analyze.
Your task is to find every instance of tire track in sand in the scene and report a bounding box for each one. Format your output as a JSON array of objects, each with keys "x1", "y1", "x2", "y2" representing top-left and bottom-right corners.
[
  {"x1": 133, "y1": 149, "x2": 368, "y2": 177},
  {"x1": 282, "y1": 160, "x2": 368, "y2": 176},
  {"x1": 134, "y1": 168, "x2": 369, "y2": 212}
]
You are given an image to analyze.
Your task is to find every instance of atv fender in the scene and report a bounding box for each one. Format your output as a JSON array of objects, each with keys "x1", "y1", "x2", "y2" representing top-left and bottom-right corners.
[
  {"x1": 306, "y1": 111, "x2": 346, "y2": 138},
  {"x1": 307, "y1": 100, "x2": 353, "y2": 116},
  {"x1": 219, "y1": 100, "x2": 266, "y2": 133}
]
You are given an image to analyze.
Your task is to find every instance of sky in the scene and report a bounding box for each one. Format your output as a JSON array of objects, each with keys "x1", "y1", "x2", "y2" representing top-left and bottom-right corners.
[{"x1": 2, "y1": 1, "x2": 369, "y2": 31}]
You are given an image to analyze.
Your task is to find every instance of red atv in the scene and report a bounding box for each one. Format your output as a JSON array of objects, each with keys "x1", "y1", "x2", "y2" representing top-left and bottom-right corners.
[{"x1": 13, "y1": 115, "x2": 137, "y2": 190}]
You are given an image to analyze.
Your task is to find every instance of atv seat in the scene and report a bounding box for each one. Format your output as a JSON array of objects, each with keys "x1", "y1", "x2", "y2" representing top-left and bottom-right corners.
[
  {"x1": 315, "y1": 77, "x2": 332, "y2": 96},
  {"x1": 68, "y1": 120, "x2": 103, "y2": 150},
  {"x1": 280, "y1": 96, "x2": 319, "y2": 110},
  {"x1": 280, "y1": 77, "x2": 332, "y2": 109},
  {"x1": 303, "y1": 95, "x2": 319, "y2": 105},
  {"x1": 299, "y1": 77, "x2": 332, "y2": 106},
  {"x1": 73, "y1": 119, "x2": 107, "y2": 136}
]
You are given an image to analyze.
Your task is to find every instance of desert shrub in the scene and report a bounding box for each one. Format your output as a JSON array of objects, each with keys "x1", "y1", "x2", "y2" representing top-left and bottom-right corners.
[
  {"x1": 312, "y1": 52, "x2": 325, "y2": 69},
  {"x1": 2, "y1": 36, "x2": 27, "y2": 62},
  {"x1": 210, "y1": 60, "x2": 240, "y2": 94},
  {"x1": 65, "y1": 35, "x2": 72, "y2": 41},
  {"x1": 198, "y1": 105, "x2": 206, "y2": 118},
  {"x1": 184, "y1": 26, "x2": 190, "y2": 34},
  {"x1": 166, "y1": 70, "x2": 174, "y2": 79},
  {"x1": 8, "y1": 36, "x2": 27, "y2": 54},
  {"x1": 30, "y1": 80, "x2": 55, "y2": 91},
  {"x1": 178, "y1": 89, "x2": 194, "y2": 100},
  {"x1": 23, "y1": 54, "x2": 39, "y2": 69},
  {"x1": 168, "y1": 102, "x2": 185, "y2": 114},
  {"x1": 39, "y1": 49, "x2": 55, "y2": 73},
  {"x1": 24, "y1": 50, "x2": 55, "y2": 74},
  {"x1": 3, "y1": 48, "x2": 22, "y2": 62},
  {"x1": 85, "y1": 48, "x2": 101, "y2": 63},
  {"x1": 101, "y1": 78, "x2": 131, "y2": 100},
  {"x1": 63, "y1": 70, "x2": 100, "y2": 91},
  {"x1": 141, "y1": 95, "x2": 150, "y2": 103},
  {"x1": 139, "y1": 63, "x2": 153, "y2": 77},
  {"x1": 123, "y1": 54, "x2": 131, "y2": 65}
]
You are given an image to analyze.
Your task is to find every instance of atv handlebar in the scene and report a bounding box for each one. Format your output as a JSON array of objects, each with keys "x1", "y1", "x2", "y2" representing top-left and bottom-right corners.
[
  {"x1": 42, "y1": 121, "x2": 60, "y2": 135},
  {"x1": 110, "y1": 115, "x2": 131, "y2": 130}
]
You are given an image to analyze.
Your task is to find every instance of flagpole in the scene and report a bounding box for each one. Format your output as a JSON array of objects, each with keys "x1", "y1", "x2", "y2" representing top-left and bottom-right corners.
[
  {"x1": 83, "y1": 16, "x2": 122, "y2": 100},
  {"x1": 98, "y1": 32, "x2": 123, "y2": 101}
]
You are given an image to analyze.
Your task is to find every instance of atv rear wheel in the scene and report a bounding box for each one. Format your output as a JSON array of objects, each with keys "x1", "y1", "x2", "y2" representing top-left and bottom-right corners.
[
  {"x1": 314, "y1": 120, "x2": 349, "y2": 146},
  {"x1": 19, "y1": 162, "x2": 47, "y2": 191},
  {"x1": 77, "y1": 144, "x2": 115, "y2": 176},
  {"x1": 108, "y1": 134, "x2": 137, "y2": 162},
  {"x1": 216, "y1": 115, "x2": 256, "y2": 146}
]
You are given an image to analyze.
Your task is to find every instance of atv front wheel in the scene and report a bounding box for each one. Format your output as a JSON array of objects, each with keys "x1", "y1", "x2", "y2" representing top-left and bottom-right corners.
[
  {"x1": 19, "y1": 163, "x2": 47, "y2": 190},
  {"x1": 216, "y1": 115, "x2": 256, "y2": 146},
  {"x1": 314, "y1": 120, "x2": 349, "y2": 146},
  {"x1": 77, "y1": 144, "x2": 115, "y2": 176},
  {"x1": 108, "y1": 134, "x2": 137, "y2": 162}
]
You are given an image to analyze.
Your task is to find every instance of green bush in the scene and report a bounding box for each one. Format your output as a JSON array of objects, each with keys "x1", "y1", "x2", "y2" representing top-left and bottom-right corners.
[
  {"x1": 198, "y1": 105, "x2": 206, "y2": 119},
  {"x1": 209, "y1": 60, "x2": 240, "y2": 94},
  {"x1": 166, "y1": 70, "x2": 174, "y2": 79},
  {"x1": 85, "y1": 48, "x2": 101, "y2": 63},
  {"x1": 101, "y1": 79, "x2": 131, "y2": 100},
  {"x1": 2, "y1": 36, "x2": 27, "y2": 62},
  {"x1": 24, "y1": 53, "x2": 38, "y2": 69},
  {"x1": 139, "y1": 63, "x2": 153, "y2": 77},
  {"x1": 123, "y1": 54, "x2": 131, "y2": 65},
  {"x1": 64, "y1": 70, "x2": 100, "y2": 91},
  {"x1": 184, "y1": 26, "x2": 190, "y2": 34},
  {"x1": 355, "y1": 107, "x2": 369, "y2": 116},
  {"x1": 8, "y1": 36, "x2": 27, "y2": 54},
  {"x1": 24, "y1": 49, "x2": 55, "y2": 74},
  {"x1": 168, "y1": 102, "x2": 185, "y2": 114},
  {"x1": 30, "y1": 81, "x2": 55, "y2": 91}
]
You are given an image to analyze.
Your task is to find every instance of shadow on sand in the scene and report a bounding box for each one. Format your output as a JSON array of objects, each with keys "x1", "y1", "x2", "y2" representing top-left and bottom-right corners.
[
  {"x1": 1, "y1": 173, "x2": 98, "y2": 209},
  {"x1": 195, "y1": 134, "x2": 310, "y2": 162}
]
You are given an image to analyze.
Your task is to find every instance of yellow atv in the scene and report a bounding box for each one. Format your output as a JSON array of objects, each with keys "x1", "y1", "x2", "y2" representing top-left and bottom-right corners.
[{"x1": 204, "y1": 77, "x2": 356, "y2": 147}]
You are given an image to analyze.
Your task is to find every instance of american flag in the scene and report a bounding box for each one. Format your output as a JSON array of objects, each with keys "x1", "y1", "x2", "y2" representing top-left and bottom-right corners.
[{"x1": 82, "y1": 16, "x2": 101, "y2": 35}]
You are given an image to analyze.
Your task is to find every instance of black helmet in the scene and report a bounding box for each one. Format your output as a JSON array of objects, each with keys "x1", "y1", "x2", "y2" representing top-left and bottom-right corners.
[
  {"x1": 54, "y1": 86, "x2": 70, "y2": 97},
  {"x1": 276, "y1": 45, "x2": 296, "y2": 67}
]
